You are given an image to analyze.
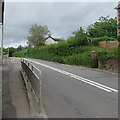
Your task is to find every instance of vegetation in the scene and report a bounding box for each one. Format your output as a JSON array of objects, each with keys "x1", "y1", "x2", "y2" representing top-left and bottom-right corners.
[
  {"x1": 89, "y1": 36, "x2": 117, "y2": 46},
  {"x1": 87, "y1": 16, "x2": 117, "y2": 38},
  {"x1": 27, "y1": 24, "x2": 49, "y2": 47},
  {"x1": 11, "y1": 16, "x2": 118, "y2": 69},
  {"x1": 3, "y1": 47, "x2": 16, "y2": 57},
  {"x1": 3, "y1": 45, "x2": 26, "y2": 57}
]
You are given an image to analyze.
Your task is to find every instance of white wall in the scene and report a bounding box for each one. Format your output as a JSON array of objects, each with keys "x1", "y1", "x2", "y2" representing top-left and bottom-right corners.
[{"x1": 45, "y1": 38, "x2": 58, "y2": 45}]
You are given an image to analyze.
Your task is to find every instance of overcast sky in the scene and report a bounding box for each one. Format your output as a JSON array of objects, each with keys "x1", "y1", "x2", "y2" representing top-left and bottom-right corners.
[{"x1": 3, "y1": 2, "x2": 117, "y2": 48}]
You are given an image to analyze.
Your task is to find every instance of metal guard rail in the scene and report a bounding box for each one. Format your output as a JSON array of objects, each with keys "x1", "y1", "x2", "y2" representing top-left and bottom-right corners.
[{"x1": 20, "y1": 58, "x2": 42, "y2": 114}]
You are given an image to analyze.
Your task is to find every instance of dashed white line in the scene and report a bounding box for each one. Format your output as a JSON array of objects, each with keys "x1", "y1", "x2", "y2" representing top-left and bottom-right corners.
[{"x1": 24, "y1": 58, "x2": 118, "y2": 93}]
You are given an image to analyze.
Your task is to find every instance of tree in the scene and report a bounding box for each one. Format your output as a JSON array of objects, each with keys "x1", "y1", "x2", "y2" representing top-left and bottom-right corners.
[
  {"x1": 16, "y1": 45, "x2": 24, "y2": 52},
  {"x1": 27, "y1": 24, "x2": 49, "y2": 47},
  {"x1": 72, "y1": 27, "x2": 89, "y2": 46},
  {"x1": 87, "y1": 16, "x2": 117, "y2": 38}
]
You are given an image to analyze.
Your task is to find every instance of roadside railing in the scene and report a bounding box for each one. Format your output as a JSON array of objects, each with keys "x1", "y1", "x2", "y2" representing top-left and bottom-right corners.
[{"x1": 20, "y1": 59, "x2": 42, "y2": 115}]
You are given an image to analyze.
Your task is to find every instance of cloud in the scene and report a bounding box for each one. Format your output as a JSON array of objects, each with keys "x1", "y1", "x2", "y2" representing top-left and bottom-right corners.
[
  {"x1": 3, "y1": 2, "x2": 117, "y2": 48},
  {"x1": 6, "y1": 0, "x2": 119, "y2": 3}
]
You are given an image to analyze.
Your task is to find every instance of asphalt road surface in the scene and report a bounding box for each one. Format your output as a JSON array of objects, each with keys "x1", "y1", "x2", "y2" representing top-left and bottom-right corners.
[{"x1": 21, "y1": 58, "x2": 118, "y2": 118}]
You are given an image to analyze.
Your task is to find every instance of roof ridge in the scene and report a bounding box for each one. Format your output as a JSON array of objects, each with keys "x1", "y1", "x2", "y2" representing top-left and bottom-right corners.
[{"x1": 45, "y1": 36, "x2": 62, "y2": 41}]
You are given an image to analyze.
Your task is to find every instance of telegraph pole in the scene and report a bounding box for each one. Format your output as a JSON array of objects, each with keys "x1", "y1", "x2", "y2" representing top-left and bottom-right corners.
[{"x1": 0, "y1": 0, "x2": 4, "y2": 65}]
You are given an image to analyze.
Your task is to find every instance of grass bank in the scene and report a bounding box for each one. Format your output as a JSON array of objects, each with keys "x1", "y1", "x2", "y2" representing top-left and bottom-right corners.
[{"x1": 13, "y1": 41, "x2": 118, "y2": 68}]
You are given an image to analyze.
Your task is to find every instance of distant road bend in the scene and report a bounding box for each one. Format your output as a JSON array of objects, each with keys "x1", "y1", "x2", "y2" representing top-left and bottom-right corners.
[{"x1": 20, "y1": 58, "x2": 118, "y2": 118}]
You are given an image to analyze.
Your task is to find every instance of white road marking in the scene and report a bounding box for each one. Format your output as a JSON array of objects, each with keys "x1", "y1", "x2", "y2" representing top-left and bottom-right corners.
[{"x1": 24, "y1": 58, "x2": 118, "y2": 93}]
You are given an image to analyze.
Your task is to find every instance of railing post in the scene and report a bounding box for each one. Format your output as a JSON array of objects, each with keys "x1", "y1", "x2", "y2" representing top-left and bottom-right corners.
[
  {"x1": 38, "y1": 71, "x2": 42, "y2": 114},
  {"x1": 31, "y1": 65, "x2": 33, "y2": 71}
]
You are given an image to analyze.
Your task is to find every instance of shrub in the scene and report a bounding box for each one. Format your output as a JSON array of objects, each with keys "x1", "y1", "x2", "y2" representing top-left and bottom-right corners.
[
  {"x1": 13, "y1": 49, "x2": 28, "y2": 57},
  {"x1": 74, "y1": 28, "x2": 89, "y2": 46},
  {"x1": 63, "y1": 52, "x2": 93, "y2": 67},
  {"x1": 90, "y1": 36, "x2": 117, "y2": 46},
  {"x1": 14, "y1": 39, "x2": 118, "y2": 69}
]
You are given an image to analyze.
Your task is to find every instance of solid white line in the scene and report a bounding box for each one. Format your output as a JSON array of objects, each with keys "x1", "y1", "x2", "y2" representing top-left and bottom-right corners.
[
  {"x1": 24, "y1": 58, "x2": 118, "y2": 93},
  {"x1": 69, "y1": 74, "x2": 118, "y2": 92}
]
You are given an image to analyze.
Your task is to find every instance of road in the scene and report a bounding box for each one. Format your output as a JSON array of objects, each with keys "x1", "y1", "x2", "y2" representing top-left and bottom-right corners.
[{"x1": 21, "y1": 58, "x2": 118, "y2": 118}]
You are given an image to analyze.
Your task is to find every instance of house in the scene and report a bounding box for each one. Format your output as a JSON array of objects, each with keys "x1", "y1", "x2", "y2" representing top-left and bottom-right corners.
[{"x1": 45, "y1": 34, "x2": 62, "y2": 45}]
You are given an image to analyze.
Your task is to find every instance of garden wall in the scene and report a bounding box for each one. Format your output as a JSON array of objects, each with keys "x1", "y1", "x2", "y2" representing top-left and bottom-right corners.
[
  {"x1": 98, "y1": 58, "x2": 120, "y2": 72},
  {"x1": 106, "y1": 58, "x2": 120, "y2": 72}
]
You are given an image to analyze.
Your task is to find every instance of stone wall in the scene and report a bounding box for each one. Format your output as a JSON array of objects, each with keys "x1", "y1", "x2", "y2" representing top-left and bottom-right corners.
[
  {"x1": 98, "y1": 58, "x2": 119, "y2": 72},
  {"x1": 105, "y1": 58, "x2": 119, "y2": 72}
]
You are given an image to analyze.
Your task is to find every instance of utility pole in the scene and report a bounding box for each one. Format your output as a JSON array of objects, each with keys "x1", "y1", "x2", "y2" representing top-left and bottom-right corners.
[
  {"x1": 0, "y1": 0, "x2": 4, "y2": 65},
  {"x1": 0, "y1": 1, "x2": 4, "y2": 119}
]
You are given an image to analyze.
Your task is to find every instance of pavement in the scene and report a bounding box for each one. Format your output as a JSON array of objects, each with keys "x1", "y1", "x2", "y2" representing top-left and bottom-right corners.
[
  {"x1": 24, "y1": 58, "x2": 118, "y2": 118},
  {"x1": 2, "y1": 58, "x2": 34, "y2": 118}
]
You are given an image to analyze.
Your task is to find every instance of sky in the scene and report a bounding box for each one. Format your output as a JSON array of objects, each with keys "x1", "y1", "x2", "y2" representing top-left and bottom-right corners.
[{"x1": 3, "y1": 1, "x2": 118, "y2": 48}]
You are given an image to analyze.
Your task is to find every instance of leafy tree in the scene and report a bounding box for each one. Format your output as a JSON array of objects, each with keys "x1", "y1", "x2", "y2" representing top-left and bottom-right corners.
[
  {"x1": 27, "y1": 24, "x2": 49, "y2": 47},
  {"x1": 87, "y1": 16, "x2": 117, "y2": 38},
  {"x1": 72, "y1": 27, "x2": 89, "y2": 46},
  {"x1": 16, "y1": 45, "x2": 24, "y2": 52}
]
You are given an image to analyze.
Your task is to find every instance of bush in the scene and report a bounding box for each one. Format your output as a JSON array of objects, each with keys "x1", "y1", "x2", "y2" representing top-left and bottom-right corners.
[
  {"x1": 64, "y1": 52, "x2": 94, "y2": 67},
  {"x1": 36, "y1": 41, "x2": 45, "y2": 46},
  {"x1": 90, "y1": 36, "x2": 117, "y2": 46},
  {"x1": 14, "y1": 38, "x2": 118, "y2": 69},
  {"x1": 13, "y1": 49, "x2": 27, "y2": 57},
  {"x1": 74, "y1": 27, "x2": 89, "y2": 46}
]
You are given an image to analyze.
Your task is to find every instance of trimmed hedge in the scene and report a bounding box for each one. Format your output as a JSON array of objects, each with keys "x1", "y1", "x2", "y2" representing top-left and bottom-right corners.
[
  {"x1": 89, "y1": 36, "x2": 117, "y2": 46},
  {"x1": 13, "y1": 35, "x2": 118, "y2": 69},
  {"x1": 13, "y1": 44, "x2": 118, "y2": 69}
]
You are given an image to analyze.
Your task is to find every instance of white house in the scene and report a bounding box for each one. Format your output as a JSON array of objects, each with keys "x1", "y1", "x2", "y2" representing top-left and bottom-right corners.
[{"x1": 45, "y1": 35, "x2": 62, "y2": 45}]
